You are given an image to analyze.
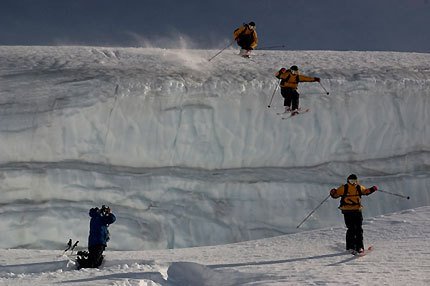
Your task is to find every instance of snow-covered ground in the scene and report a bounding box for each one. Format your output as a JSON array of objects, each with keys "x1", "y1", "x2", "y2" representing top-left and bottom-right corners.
[
  {"x1": 1, "y1": 207, "x2": 429, "y2": 285},
  {"x1": 0, "y1": 46, "x2": 429, "y2": 284}
]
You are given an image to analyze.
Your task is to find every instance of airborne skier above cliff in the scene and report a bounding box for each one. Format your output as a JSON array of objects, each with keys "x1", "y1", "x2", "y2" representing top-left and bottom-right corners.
[
  {"x1": 233, "y1": 21, "x2": 258, "y2": 58},
  {"x1": 275, "y1": 65, "x2": 320, "y2": 115}
]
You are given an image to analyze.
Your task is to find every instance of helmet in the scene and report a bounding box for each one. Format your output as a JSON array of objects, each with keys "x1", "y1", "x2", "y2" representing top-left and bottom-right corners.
[
  {"x1": 248, "y1": 21, "x2": 256, "y2": 27},
  {"x1": 347, "y1": 174, "x2": 358, "y2": 181},
  {"x1": 290, "y1": 65, "x2": 298, "y2": 71},
  {"x1": 347, "y1": 174, "x2": 358, "y2": 185}
]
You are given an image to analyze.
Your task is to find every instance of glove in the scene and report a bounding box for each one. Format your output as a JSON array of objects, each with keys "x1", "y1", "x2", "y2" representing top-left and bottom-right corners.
[
  {"x1": 330, "y1": 188, "x2": 337, "y2": 197},
  {"x1": 276, "y1": 68, "x2": 286, "y2": 79},
  {"x1": 370, "y1": 186, "x2": 378, "y2": 192},
  {"x1": 314, "y1": 77, "x2": 320, "y2": 82}
]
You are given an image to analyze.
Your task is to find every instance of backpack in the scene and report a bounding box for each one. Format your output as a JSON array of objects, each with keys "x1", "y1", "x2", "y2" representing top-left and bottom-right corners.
[{"x1": 340, "y1": 184, "x2": 362, "y2": 207}]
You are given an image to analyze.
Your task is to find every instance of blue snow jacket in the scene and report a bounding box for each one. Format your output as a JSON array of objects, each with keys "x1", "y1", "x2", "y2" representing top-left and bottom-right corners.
[{"x1": 88, "y1": 208, "x2": 116, "y2": 247}]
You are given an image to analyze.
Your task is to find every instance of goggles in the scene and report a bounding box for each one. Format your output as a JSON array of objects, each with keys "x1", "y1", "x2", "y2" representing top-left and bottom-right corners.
[{"x1": 348, "y1": 179, "x2": 358, "y2": 185}]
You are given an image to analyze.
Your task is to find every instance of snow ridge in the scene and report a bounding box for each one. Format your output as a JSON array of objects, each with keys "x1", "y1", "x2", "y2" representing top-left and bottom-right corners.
[{"x1": 0, "y1": 46, "x2": 429, "y2": 250}]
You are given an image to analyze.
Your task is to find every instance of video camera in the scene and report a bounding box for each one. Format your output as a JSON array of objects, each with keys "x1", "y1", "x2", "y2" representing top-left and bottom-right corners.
[{"x1": 100, "y1": 205, "x2": 110, "y2": 216}]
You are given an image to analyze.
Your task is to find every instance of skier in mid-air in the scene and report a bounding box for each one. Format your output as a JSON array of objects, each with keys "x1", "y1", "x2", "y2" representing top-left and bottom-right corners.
[
  {"x1": 275, "y1": 65, "x2": 320, "y2": 115},
  {"x1": 77, "y1": 205, "x2": 116, "y2": 268},
  {"x1": 329, "y1": 174, "x2": 378, "y2": 255},
  {"x1": 233, "y1": 21, "x2": 258, "y2": 58}
]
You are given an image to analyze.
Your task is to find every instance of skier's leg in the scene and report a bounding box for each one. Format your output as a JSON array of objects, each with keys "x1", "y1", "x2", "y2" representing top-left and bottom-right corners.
[
  {"x1": 238, "y1": 35, "x2": 253, "y2": 57},
  {"x1": 87, "y1": 246, "x2": 98, "y2": 268},
  {"x1": 94, "y1": 245, "x2": 105, "y2": 267},
  {"x1": 291, "y1": 90, "x2": 300, "y2": 111},
  {"x1": 352, "y1": 212, "x2": 364, "y2": 251},
  {"x1": 88, "y1": 245, "x2": 105, "y2": 268},
  {"x1": 343, "y1": 213, "x2": 356, "y2": 251},
  {"x1": 281, "y1": 88, "x2": 291, "y2": 112}
]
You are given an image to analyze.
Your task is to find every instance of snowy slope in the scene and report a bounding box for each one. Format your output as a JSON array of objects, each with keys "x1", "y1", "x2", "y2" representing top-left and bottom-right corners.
[
  {"x1": 0, "y1": 46, "x2": 429, "y2": 252},
  {"x1": 1, "y1": 206, "x2": 429, "y2": 285}
]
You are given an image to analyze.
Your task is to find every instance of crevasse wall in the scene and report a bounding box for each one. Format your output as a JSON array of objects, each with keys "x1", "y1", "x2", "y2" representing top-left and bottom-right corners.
[{"x1": 0, "y1": 46, "x2": 429, "y2": 250}]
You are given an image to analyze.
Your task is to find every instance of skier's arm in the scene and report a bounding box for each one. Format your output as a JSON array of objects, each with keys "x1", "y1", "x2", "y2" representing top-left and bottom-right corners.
[
  {"x1": 361, "y1": 185, "x2": 378, "y2": 196},
  {"x1": 233, "y1": 26, "x2": 245, "y2": 40},
  {"x1": 102, "y1": 213, "x2": 116, "y2": 225},
  {"x1": 275, "y1": 68, "x2": 287, "y2": 79},
  {"x1": 330, "y1": 185, "x2": 343, "y2": 198},
  {"x1": 298, "y1": 74, "x2": 319, "y2": 82},
  {"x1": 250, "y1": 31, "x2": 258, "y2": 49}
]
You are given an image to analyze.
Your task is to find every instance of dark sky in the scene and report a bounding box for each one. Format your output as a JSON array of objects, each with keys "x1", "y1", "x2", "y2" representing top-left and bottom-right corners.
[{"x1": 1, "y1": 0, "x2": 430, "y2": 52}]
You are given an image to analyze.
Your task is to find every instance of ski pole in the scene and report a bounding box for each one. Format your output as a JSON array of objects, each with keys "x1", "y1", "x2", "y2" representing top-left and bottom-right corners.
[
  {"x1": 60, "y1": 239, "x2": 72, "y2": 256},
  {"x1": 303, "y1": 92, "x2": 330, "y2": 96},
  {"x1": 267, "y1": 80, "x2": 280, "y2": 108},
  {"x1": 64, "y1": 239, "x2": 72, "y2": 252},
  {"x1": 318, "y1": 82, "x2": 330, "y2": 95},
  {"x1": 208, "y1": 40, "x2": 234, "y2": 62},
  {"x1": 296, "y1": 194, "x2": 331, "y2": 228},
  {"x1": 70, "y1": 240, "x2": 79, "y2": 253},
  {"x1": 378, "y1": 189, "x2": 410, "y2": 200},
  {"x1": 257, "y1": 45, "x2": 287, "y2": 50}
]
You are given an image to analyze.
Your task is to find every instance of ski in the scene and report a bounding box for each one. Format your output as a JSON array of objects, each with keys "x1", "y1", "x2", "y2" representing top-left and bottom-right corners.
[
  {"x1": 238, "y1": 49, "x2": 251, "y2": 58},
  {"x1": 277, "y1": 107, "x2": 307, "y2": 115},
  {"x1": 281, "y1": 108, "x2": 310, "y2": 120},
  {"x1": 236, "y1": 50, "x2": 258, "y2": 63},
  {"x1": 59, "y1": 239, "x2": 80, "y2": 257},
  {"x1": 71, "y1": 240, "x2": 79, "y2": 251},
  {"x1": 357, "y1": 245, "x2": 373, "y2": 256},
  {"x1": 352, "y1": 245, "x2": 373, "y2": 257},
  {"x1": 237, "y1": 54, "x2": 257, "y2": 63},
  {"x1": 64, "y1": 239, "x2": 72, "y2": 252}
]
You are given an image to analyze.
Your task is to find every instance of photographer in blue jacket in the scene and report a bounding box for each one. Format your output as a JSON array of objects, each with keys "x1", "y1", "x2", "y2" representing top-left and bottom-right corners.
[{"x1": 77, "y1": 205, "x2": 116, "y2": 268}]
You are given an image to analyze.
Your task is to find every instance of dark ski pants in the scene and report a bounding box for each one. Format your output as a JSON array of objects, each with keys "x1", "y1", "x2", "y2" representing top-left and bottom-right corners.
[
  {"x1": 281, "y1": 87, "x2": 300, "y2": 111},
  {"x1": 88, "y1": 244, "x2": 105, "y2": 268},
  {"x1": 237, "y1": 34, "x2": 254, "y2": 50},
  {"x1": 343, "y1": 211, "x2": 364, "y2": 251}
]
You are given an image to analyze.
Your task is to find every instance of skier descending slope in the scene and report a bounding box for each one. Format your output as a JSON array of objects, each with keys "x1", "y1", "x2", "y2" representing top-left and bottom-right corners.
[
  {"x1": 275, "y1": 65, "x2": 320, "y2": 115},
  {"x1": 233, "y1": 21, "x2": 258, "y2": 58},
  {"x1": 76, "y1": 205, "x2": 116, "y2": 268},
  {"x1": 329, "y1": 174, "x2": 378, "y2": 255}
]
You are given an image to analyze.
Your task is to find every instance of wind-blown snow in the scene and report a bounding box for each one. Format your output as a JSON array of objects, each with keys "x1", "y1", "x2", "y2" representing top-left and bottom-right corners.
[{"x1": 0, "y1": 46, "x2": 429, "y2": 253}]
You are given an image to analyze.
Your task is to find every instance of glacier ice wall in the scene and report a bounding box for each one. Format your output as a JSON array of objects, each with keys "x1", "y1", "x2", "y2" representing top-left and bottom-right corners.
[{"x1": 0, "y1": 46, "x2": 429, "y2": 250}]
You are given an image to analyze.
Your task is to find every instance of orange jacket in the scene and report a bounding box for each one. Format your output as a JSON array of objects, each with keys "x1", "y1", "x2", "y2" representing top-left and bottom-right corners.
[
  {"x1": 275, "y1": 69, "x2": 316, "y2": 89},
  {"x1": 233, "y1": 25, "x2": 258, "y2": 49},
  {"x1": 330, "y1": 183, "x2": 376, "y2": 212}
]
